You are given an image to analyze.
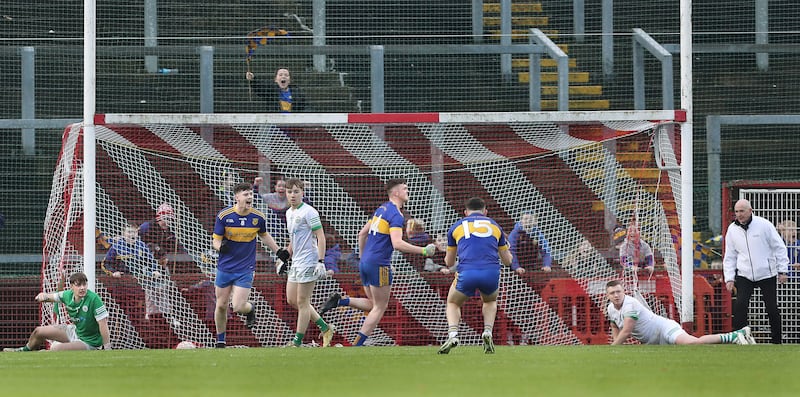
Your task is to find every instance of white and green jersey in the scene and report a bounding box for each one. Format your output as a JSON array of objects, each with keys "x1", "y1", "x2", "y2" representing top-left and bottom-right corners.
[
  {"x1": 55, "y1": 289, "x2": 108, "y2": 347},
  {"x1": 286, "y1": 203, "x2": 323, "y2": 268},
  {"x1": 606, "y1": 295, "x2": 682, "y2": 345}
]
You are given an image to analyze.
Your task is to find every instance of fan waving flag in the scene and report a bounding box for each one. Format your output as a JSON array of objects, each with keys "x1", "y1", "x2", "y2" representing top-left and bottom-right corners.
[{"x1": 246, "y1": 27, "x2": 289, "y2": 62}]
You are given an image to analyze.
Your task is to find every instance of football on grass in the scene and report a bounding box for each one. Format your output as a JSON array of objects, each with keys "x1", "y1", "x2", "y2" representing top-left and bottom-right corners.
[{"x1": 175, "y1": 341, "x2": 198, "y2": 349}]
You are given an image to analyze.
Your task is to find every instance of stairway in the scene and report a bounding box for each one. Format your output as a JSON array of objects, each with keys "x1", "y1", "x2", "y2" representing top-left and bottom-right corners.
[{"x1": 483, "y1": 1, "x2": 610, "y2": 110}]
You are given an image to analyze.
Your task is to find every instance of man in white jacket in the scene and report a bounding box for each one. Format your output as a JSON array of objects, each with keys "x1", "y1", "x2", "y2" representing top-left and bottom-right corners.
[{"x1": 723, "y1": 199, "x2": 789, "y2": 344}]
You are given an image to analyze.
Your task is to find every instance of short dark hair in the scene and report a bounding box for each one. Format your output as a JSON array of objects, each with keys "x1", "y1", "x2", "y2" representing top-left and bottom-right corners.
[
  {"x1": 465, "y1": 197, "x2": 486, "y2": 211},
  {"x1": 606, "y1": 280, "x2": 623, "y2": 289},
  {"x1": 233, "y1": 182, "x2": 253, "y2": 194},
  {"x1": 285, "y1": 178, "x2": 304, "y2": 190},
  {"x1": 385, "y1": 178, "x2": 406, "y2": 194},
  {"x1": 69, "y1": 272, "x2": 88, "y2": 285}
]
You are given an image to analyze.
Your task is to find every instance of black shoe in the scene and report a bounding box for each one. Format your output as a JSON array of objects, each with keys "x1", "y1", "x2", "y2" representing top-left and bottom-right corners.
[
  {"x1": 319, "y1": 293, "x2": 341, "y2": 315},
  {"x1": 215, "y1": 341, "x2": 226, "y2": 349},
  {"x1": 245, "y1": 302, "x2": 257, "y2": 329}
]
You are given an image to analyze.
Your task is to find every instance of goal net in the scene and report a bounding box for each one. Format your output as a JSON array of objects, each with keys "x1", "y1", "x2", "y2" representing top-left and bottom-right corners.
[{"x1": 43, "y1": 111, "x2": 684, "y2": 348}]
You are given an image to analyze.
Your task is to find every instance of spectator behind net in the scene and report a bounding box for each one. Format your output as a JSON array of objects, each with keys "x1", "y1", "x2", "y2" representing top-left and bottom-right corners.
[{"x1": 245, "y1": 68, "x2": 307, "y2": 113}]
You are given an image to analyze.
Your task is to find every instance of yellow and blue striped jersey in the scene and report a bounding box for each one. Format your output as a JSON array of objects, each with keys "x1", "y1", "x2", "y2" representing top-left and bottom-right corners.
[
  {"x1": 447, "y1": 213, "x2": 509, "y2": 271},
  {"x1": 360, "y1": 201, "x2": 405, "y2": 266},
  {"x1": 213, "y1": 207, "x2": 268, "y2": 273}
]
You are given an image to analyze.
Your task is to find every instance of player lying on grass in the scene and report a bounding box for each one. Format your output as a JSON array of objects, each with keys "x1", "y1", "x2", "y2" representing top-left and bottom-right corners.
[{"x1": 605, "y1": 279, "x2": 755, "y2": 345}]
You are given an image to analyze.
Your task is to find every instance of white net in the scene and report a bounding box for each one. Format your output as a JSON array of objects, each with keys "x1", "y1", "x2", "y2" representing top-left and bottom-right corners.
[{"x1": 43, "y1": 112, "x2": 683, "y2": 348}]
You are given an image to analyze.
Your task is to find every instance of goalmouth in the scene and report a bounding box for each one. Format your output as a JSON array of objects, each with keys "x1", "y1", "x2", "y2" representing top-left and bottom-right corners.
[{"x1": 47, "y1": 110, "x2": 690, "y2": 348}]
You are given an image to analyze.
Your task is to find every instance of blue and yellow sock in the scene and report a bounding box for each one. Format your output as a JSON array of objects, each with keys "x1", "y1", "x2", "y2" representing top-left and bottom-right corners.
[
  {"x1": 353, "y1": 332, "x2": 368, "y2": 346},
  {"x1": 217, "y1": 333, "x2": 226, "y2": 343}
]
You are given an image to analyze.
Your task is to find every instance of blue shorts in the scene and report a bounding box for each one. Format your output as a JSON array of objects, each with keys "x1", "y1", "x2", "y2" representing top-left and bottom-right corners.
[
  {"x1": 359, "y1": 263, "x2": 392, "y2": 287},
  {"x1": 455, "y1": 268, "x2": 500, "y2": 297},
  {"x1": 215, "y1": 269, "x2": 254, "y2": 289}
]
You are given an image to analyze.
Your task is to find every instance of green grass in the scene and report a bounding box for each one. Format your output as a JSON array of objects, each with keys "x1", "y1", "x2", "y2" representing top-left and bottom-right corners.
[{"x1": 3, "y1": 345, "x2": 800, "y2": 396}]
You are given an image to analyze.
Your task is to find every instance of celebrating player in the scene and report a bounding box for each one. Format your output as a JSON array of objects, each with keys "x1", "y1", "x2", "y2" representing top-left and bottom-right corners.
[
  {"x1": 212, "y1": 182, "x2": 289, "y2": 348},
  {"x1": 606, "y1": 280, "x2": 755, "y2": 345},
  {"x1": 4, "y1": 272, "x2": 111, "y2": 351},
  {"x1": 437, "y1": 197, "x2": 512, "y2": 354},
  {"x1": 283, "y1": 178, "x2": 335, "y2": 347},
  {"x1": 319, "y1": 178, "x2": 436, "y2": 346}
]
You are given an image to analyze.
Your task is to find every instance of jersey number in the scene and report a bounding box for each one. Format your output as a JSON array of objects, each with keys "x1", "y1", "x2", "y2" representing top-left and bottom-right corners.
[{"x1": 461, "y1": 219, "x2": 493, "y2": 239}]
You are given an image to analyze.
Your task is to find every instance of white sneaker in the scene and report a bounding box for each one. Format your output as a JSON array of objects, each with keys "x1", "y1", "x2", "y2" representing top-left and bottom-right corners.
[
  {"x1": 437, "y1": 337, "x2": 459, "y2": 354},
  {"x1": 742, "y1": 326, "x2": 756, "y2": 345},
  {"x1": 482, "y1": 331, "x2": 495, "y2": 354}
]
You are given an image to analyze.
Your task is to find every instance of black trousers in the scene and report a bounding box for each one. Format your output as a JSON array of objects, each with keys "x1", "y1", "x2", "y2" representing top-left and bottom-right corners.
[{"x1": 733, "y1": 275, "x2": 782, "y2": 344}]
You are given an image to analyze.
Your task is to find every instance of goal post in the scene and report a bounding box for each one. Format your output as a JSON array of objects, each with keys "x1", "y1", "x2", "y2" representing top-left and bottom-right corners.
[{"x1": 46, "y1": 110, "x2": 688, "y2": 348}]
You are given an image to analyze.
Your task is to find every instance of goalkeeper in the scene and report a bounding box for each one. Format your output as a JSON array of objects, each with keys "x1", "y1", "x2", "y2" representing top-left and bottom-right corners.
[
  {"x1": 606, "y1": 280, "x2": 755, "y2": 345},
  {"x1": 212, "y1": 182, "x2": 288, "y2": 348}
]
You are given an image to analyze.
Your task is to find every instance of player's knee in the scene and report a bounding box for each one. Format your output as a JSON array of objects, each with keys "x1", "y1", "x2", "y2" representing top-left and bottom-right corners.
[{"x1": 232, "y1": 301, "x2": 250, "y2": 313}]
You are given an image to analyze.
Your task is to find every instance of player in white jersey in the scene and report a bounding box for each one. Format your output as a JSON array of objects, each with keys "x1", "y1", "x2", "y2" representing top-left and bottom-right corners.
[
  {"x1": 605, "y1": 280, "x2": 755, "y2": 345},
  {"x1": 283, "y1": 178, "x2": 335, "y2": 347}
]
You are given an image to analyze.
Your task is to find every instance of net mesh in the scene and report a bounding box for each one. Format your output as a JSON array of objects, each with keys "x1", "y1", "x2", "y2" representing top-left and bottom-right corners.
[{"x1": 43, "y1": 113, "x2": 682, "y2": 347}]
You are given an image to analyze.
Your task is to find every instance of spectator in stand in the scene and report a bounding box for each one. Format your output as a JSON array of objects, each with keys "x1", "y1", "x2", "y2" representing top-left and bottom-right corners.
[
  {"x1": 427, "y1": 233, "x2": 452, "y2": 273},
  {"x1": 618, "y1": 222, "x2": 655, "y2": 276},
  {"x1": 406, "y1": 218, "x2": 433, "y2": 272},
  {"x1": 561, "y1": 240, "x2": 596, "y2": 269},
  {"x1": 437, "y1": 197, "x2": 513, "y2": 354},
  {"x1": 777, "y1": 219, "x2": 800, "y2": 342},
  {"x1": 606, "y1": 279, "x2": 755, "y2": 345},
  {"x1": 253, "y1": 176, "x2": 290, "y2": 245},
  {"x1": 508, "y1": 210, "x2": 552, "y2": 274},
  {"x1": 3, "y1": 272, "x2": 112, "y2": 351},
  {"x1": 777, "y1": 220, "x2": 800, "y2": 278},
  {"x1": 317, "y1": 178, "x2": 436, "y2": 346},
  {"x1": 245, "y1": 68, "x2": 307, "y2": 113},
  {"x1": 102, "y1": 223, "x2": 169, "y2": 321},
  {"x1": 139, "y1": 203, "x2": 184, "y2": 270},
  {"x1": 324, "y1": 233, "x2": 342, "y2": 275},
  {"x1": 724, "y1": 199, "x2": 789, "y2": 344},
  {"x1": 253, "y1": 177, "x2": 289, "y2": 212}
]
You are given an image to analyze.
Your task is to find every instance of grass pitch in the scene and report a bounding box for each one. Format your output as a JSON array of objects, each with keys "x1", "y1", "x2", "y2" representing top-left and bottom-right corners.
[{"x1": 3, "y1": 344, "x2": 799, "y2": 396}]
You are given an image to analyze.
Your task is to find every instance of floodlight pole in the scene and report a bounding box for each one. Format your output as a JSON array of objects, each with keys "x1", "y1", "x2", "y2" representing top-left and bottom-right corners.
[{"x1": 84, "y1": 0, "x2": 98, "y2": 290}]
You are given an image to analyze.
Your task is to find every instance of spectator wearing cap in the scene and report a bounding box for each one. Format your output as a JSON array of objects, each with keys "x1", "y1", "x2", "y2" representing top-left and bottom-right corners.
[
  {"x1": 508, "y1": 210, "x2": 552, "y2": 274},
  {"x1": 139, "y1": 203, "x2": 184, "y2": 269}
]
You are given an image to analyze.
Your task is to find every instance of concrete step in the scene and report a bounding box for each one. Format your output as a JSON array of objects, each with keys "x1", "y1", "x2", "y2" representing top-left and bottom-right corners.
[
  {"x1": 487, "y1": 29, "x2": 560, "y2": 40},
  {"x1": 541, "y1": 85, "x2": 603, "y2": 96},
  {"x1": 519, "y1": 71, "x2": 589, "y2": 83},
  {"x1": 513, "y1": 58, "x2": 577, "y2": 69},
  {"x1": 483, "y1": 3, "x2": 543, "y2": 13},
  {"x1": 484, "y1": 16, "x2": 549, "y2": 27},
  {"x1": 540, "y1": 99, "x2": 610, "y2": 110}
]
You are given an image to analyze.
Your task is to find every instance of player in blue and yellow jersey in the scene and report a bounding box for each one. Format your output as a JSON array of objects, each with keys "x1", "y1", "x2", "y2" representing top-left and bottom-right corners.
[
  {"x1": 212, "y1": 182, "x2": 289, "y2": 348},
  {"x1": 319, "y1": 178, "x2": 436, "y2": 346},
  {"x1": 438, "y1": 197, "x2": 512, "y2": 354}
]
